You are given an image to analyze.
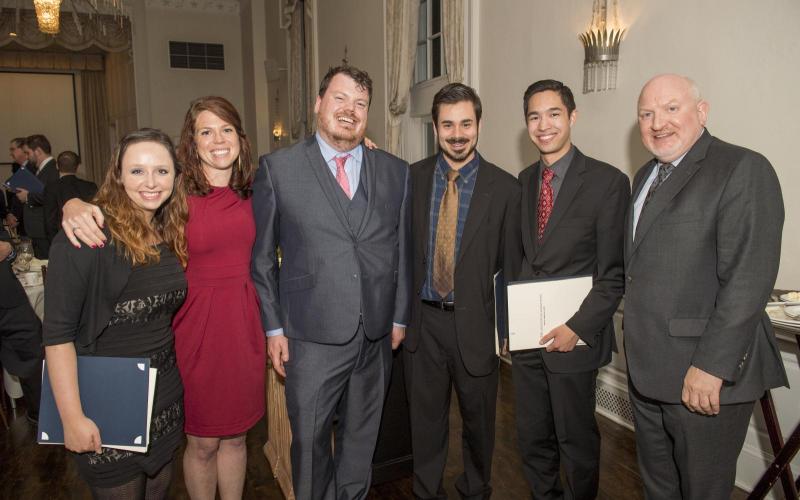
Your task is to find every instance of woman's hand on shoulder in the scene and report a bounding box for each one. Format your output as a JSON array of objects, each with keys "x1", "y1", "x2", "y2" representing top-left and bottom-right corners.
[
  {"x1": 63, "y1": 414, "x2": 102, "y2": 454},
  {"x1": 62, "y1": 198, "x2": 106, "y2": 249}
]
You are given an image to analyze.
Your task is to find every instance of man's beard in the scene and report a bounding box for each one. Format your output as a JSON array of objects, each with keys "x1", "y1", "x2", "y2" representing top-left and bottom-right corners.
[{"x1": 440, "y1": 137, "x2": 477, "y2": 163}]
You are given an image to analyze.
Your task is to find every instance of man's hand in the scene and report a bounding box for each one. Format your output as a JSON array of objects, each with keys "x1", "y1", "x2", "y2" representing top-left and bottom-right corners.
[
  {"x1": 682, "y1": 365, "x2": 723, "y2": 415},
  {"x1": 391, "y1": 325, "x2": 405, "y2": 350},
  {"x1": 540, "y1": 324, "x2": 580, "y2": 352},
  {"x1": 62, "y1": 198, "x2": 106, "y2": 248},
  {"x1": 0, "y1": 241, "x2": 12, "y2": 261},
  {"x1": 364, "y1": 136, "x2": 378, "y2": 150},
  {"x1": 4, "y1": 213, "x2": 18, "y2": 228},
  {"x1": 268, "y1": 335, "x2": 290, "y2": 378},
  {"x1": 15, "y1": 188, "x2": 28, "y2": 203}
]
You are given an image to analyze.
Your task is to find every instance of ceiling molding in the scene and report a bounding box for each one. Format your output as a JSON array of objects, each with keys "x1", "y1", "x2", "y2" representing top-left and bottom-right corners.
[{"x1": 144, "y1": 0, "x2": 240, "y2": 15}]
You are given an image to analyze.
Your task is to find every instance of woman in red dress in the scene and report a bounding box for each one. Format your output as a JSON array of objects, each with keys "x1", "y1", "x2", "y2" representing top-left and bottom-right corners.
[
  {"x1": 172, "y1": 96, "x2": 265, "y2": 499},
  {"x1": 62, "y1": 97, "x2": 265, "y2": 499}
]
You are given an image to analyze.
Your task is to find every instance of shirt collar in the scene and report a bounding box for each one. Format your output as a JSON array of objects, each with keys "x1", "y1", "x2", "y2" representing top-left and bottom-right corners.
[
  {"x1": 436, "y1": 150, "x2": 481, "y2": 182},
  {"x1": 541, "y1": 144, "x2": 575, "y2": 179},
  {"x1": 316, "y1": 133, "x2": 363, "y2": 164}
]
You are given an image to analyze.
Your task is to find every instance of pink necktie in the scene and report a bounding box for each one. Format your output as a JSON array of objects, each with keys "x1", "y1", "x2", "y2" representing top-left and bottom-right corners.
[{"x1": 335, "y1": 154, "x2": 352, "y2": 199}]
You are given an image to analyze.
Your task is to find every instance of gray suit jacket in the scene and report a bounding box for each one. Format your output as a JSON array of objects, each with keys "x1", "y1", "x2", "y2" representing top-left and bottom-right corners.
[
  {"x1": 251, "y1": 137, "x2": 412, "y2": 344},
  {"x1": 623, "y1": 130, "x2": 788, "y2": 404}
]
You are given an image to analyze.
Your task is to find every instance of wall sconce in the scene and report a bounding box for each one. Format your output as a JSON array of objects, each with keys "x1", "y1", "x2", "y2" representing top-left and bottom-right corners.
[
  {"x1": 579, "y1": 0, "x2": 625, "y2": 93},
  {"x1": 272, "y1": 123, "x2": 283, "y2": 142}
]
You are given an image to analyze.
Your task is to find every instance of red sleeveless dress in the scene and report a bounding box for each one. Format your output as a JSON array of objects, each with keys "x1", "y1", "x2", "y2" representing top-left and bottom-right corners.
[{"x1": 173, "y1": 187, "x2": 266, "y2": 436}]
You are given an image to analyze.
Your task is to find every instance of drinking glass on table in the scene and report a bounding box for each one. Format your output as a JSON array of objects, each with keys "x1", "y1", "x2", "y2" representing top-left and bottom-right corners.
[{"x1": 15, "y1": 239, "x2": 34, "y2": 272}]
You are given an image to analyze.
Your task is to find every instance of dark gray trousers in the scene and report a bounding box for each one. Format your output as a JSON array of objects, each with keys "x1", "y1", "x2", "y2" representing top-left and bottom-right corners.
[
  {"x1": 285, "y1": 326, "x2": 392, "y2": 500},
  {"x1": 511, "y1": 349, "x2": 600, "y2": 500},
  {"x1": 629, "y1": 382, "x2": 754, "y2": 500},
  {"x1": 405, "y1": 305, "x2": 498, "y2": 500}
]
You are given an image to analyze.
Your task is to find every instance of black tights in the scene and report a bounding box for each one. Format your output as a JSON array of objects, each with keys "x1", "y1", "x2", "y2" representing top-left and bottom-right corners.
[{"x1": 89, "y1": 462, "x2": 173, "y2": 500}]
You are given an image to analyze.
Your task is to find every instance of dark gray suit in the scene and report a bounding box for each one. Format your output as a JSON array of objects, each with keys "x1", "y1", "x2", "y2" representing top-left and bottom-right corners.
[
  {"x1": 623, "y1": 130, "x2": 788, "y2": 500},
  {"x1": 252, "y1": 136, "x2": 411, "y2": 500}
]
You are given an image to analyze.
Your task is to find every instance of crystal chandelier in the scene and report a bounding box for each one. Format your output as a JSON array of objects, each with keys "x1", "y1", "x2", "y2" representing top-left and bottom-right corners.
[{"x1": 33, "y1": 0, "x2": 62, "y2": 34}]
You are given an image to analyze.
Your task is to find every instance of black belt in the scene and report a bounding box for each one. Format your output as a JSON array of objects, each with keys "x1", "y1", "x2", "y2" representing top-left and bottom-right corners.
[{"x1": 421, "y1": 299, "x2": 455, "y2": 311}]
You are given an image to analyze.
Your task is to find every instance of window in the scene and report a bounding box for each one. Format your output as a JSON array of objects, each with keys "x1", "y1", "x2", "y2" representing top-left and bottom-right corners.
[
  {"x1": 169, "y1": 41, "x2": 225, "y2": 71},
  {"x1": 423, "y1": 121, "x2": 437, "y2": 157},
  {"x1": 415, "y1": 0, "x2": 445, "y2": 83}
]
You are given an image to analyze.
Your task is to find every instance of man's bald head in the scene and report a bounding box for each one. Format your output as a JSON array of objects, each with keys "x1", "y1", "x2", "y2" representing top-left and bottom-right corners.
[{"x1": 637, "y1": 74, "x2": 708, "y2": 163}]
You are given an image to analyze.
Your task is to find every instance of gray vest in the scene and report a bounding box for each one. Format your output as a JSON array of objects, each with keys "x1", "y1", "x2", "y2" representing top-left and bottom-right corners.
[{"x1": 333, "y1": 168, "x2": 368, "y2": 232}]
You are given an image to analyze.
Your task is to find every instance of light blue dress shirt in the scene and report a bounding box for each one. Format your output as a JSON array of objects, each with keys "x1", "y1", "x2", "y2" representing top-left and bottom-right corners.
[{"x1": 316, "y1": 133, "x2": 363, "y2": 197}]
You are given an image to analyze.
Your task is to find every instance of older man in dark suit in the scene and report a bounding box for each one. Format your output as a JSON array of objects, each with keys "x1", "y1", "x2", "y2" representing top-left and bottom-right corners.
[
  {"x1": 624, "y1": 74, "x2": 787, "y2": 500},
  {"x1": 512, "y1": 80, "x2": 629, "y2": 500},
  {"x1": 251, "y1": 65, "x2": 411, "y2": 500},
  {"x1": 404, "y1": 83, "x2": 522, "y2": 500},
  {"x1": 5, "y1": 137, "x2": 30, "y2": 233}
]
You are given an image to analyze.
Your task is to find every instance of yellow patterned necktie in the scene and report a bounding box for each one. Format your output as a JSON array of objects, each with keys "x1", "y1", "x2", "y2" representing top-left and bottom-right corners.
[{"x1": 433, "y1": 169, "x2": 460, "y2": 298}]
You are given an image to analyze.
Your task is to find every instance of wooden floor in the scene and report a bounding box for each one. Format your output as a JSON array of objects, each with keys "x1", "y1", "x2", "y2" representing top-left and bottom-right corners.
[{"x1": 0, "y1": 363, "x2": 749, "y2": 499}]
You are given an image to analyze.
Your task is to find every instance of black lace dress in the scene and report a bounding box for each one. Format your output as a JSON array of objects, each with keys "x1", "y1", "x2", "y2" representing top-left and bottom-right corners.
[{"x1": 73, "y1": 246, "x2": 187, "y2": 487}]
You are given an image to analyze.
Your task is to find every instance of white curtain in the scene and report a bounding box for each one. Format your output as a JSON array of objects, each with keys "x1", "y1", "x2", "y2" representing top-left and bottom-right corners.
[
  {"x1": 442, "y1": 0, "x2": 464, "y2": 84},
  {"x1": 384, "y1": 0, "x2": 418, "y2": 156}
]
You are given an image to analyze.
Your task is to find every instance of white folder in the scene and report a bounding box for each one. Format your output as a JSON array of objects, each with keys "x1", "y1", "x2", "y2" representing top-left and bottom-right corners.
[{"x1": 506, "y1": 275, "x2": 592, "y2": 351}]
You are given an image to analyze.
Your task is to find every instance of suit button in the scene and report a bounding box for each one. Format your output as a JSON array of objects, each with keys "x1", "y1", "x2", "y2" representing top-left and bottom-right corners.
[
  {"x1": 626, "y1": 275, "x2": 632, "y2": 283},
  {"x1": 352, "y1": 274, "x2": 358, "y2": 279}
]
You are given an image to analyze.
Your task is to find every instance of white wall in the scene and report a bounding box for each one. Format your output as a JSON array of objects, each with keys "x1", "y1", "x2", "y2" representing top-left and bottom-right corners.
[
  {"x1": 0, "y1": 72, "x2": 79, "y2": 161},
  {"x1": 316, "y1": 0, "x2": 386, "y2": 146},
  {"x1": 132, "y1": 2, "x2": 245, "y2": 140},
  {"x1": 476, "y1": 0, "x2": 800, "y2": 288}
]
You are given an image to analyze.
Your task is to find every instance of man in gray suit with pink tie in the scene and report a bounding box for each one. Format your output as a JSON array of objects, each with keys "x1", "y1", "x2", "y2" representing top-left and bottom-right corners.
[{"x1": 251, "y1": 65, "x2": 411, "y2": 500}]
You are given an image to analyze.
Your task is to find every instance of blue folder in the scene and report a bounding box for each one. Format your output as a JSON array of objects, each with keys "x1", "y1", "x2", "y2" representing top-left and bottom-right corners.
[
  {"x1": 4, "y1": 167, "x2": 45, "y2": 194},
  {"x1": 38, "y1": 356, "x2": 155, "y2": 452}
]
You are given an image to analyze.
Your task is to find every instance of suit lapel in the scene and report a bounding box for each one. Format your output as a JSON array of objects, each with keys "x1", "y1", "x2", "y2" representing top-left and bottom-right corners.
[
  {"x1": 625, "y1": 161, "x2": 656, "y2": 261},
  {"x1": 631, "y1": 131, "x2": 713, "y2": 254},
  {"x1": 457, "y1": 158, "x2": 493, "y2": 266},
  {"x1": 303, "y1": 137, "x2": 351, "y2": 234},
  {"x1": 415, "y1": 158, "x2": 436, "y2": 261},
  {"x1": 537, "y1": 150, "x2": 586, "y2": 248},
  {"x1": 519, "y1": 165, "x2": 538, "y2": 264},
  {"x1": 355, "y1": 144, "x2": 377, "y2": 238}
]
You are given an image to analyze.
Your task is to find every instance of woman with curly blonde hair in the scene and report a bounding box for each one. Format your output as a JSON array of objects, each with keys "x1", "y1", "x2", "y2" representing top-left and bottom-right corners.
[
  {"x1": 62, "y1": 98, "x2": 265, "y2": 499},
  {"x1": 44, "y1": 128, "x2": 188, "y2": 499}
]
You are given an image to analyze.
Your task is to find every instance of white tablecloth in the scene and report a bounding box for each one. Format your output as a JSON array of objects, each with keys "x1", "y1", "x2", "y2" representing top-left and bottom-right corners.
[{"x1": 3, "y1": 260, "x2": 47, "y2": 403}]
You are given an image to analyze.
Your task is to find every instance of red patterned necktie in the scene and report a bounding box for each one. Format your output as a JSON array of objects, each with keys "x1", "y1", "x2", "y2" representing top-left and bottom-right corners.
[
  {"x1": 335, "y1": 154, "x2": 352, "y2": 199},
  {"x1": 537, "y1": 167, "x2": 555, "y2": 240}
]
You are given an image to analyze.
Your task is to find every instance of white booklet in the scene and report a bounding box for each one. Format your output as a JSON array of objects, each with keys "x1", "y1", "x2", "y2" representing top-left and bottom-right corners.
[{"x1": 503, "y1": 275, "x2": 592, "y2": 352}]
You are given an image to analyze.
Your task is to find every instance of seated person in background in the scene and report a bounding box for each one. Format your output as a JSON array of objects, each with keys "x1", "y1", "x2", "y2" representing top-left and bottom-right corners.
[
  {"x1": 0, "y1": 232, "x2": 43, "y2": 424},
  {"x1": 43, "y1": 129, "x2": 188, "y2": 500},
  {"x1": 44, "y1": 151, "x2": 98, "y2": 244}
]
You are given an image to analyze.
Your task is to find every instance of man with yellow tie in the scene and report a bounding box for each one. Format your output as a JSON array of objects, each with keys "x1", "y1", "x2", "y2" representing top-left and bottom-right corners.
[{"x1": 403, "y1": 83, "x2": 522, "y2": 500}]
